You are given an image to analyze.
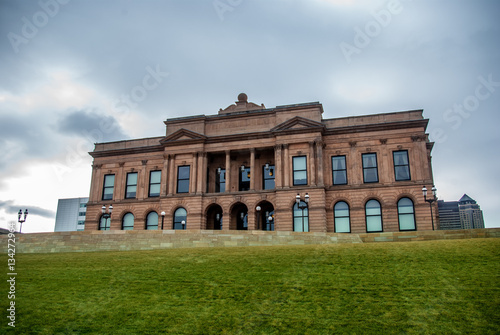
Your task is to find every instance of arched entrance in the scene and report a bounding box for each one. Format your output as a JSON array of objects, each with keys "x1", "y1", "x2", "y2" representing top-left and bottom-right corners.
[
  {"x1": 230, "y1": 202, "x2": 248, "y2": 230},
  {"x1": 256, "y1": 201, "x2": 275, "y2": 231},
  {"x1": 206, "y1": 204, "x2": 223, "y2": 230}
]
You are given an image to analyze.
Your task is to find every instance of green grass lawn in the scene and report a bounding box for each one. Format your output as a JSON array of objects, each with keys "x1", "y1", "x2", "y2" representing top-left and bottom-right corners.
[{"x1": 1, "y1": 239, "x2": 499, "y2": 334}]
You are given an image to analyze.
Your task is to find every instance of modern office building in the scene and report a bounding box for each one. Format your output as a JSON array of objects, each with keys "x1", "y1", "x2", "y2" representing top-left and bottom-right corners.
[
  {"x1": 55, "y1": 197, "x2": 89, "y2": 231},
  {"x1": 85, "y1": 94, "x2": 437, "y2": 233},
  {"x1": 458, "y1": 194, "x2": 484, "y2": 229},
  {"x1": 438, "y1": 194, "x2": 484, "y2": 230},
  {"x1": 437, "y1": 200, "x2": 461, "y2": 230}
]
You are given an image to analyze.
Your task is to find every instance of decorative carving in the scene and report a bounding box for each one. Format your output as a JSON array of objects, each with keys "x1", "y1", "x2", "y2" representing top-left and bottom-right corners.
[
  {"x1": 397, "y1": 145, "x2": 403, "y2": 150},
  {"x1": 118, "y1": 162, "x2": 125, "y2": 167},
  {"x1": 336, "y1": 150, "x2": 341, "y2": 155},
  {"x1": 411, "y1": 135, "x2": 426, "y2": 142},
  {"x1": 366, "y1": 147, "x2": 372, "y2": 152},
  {"x1": 93, "y1": 164, "x2": 102, "y2": 170},
  {"x1": 131, "y1": 168, "x2": 135, "y2": 172},
  {"x1": 142, "y1": 160, "x2": 148, "y2": 165},
  {"x1": 349, "y1": 141, "x2": 357, "y2": 147},
  {"x1": 380, "y1": 139, "x2": 387, "y2": 145},
  {"x1": 274, "y1": 144, "x2": 282, "y2": 151}
]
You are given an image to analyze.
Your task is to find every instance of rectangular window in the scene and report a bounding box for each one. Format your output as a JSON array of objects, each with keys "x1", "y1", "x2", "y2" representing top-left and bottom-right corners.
[
  {"x1": 332, "y1": 156, "x2": 347, "y2": 185},
  {"x1": 77, "y1": 220, "x2": 85, "y2": 225},
  {"x1": 102, "y1": 174, "x2": 115, "y2": 200},
  {"x1": 216, "y1": 168, "x2": 226, "y2": 193},
  {"x1": 362, "y1": 153, "x2": 379, "y2": 183},
  {"x1": 125, "y1": 172, "x2": 138, "y2": 198},
  {"x1": 393, "y1": 150, "x2": 411, "y2": 181},
  {"x1": 78, "y1": 212, "x2": 86, "y2": 217},
  {"x1": 263, "y1": 165, "x2": 275, "y2": 190},
  {"x1": 239, "y1": 167, "x2": 250, "y2": 191},
  {"x1": 149, "y1": 170, "x2": 161, "y2": 197},
  {"x1": 79, "y1": 203, "x2": 87, "y2": 208},
  {"x1": 177, "y1": 166, "x2": 190, "y2": 193},
  {"x1": 293, "y1": 156, "x2": 307, "y2": 186}
]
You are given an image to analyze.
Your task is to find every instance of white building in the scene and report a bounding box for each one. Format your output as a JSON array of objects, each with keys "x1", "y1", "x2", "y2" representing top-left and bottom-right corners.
[{"x1": 54, "y1": 197, "x2": 89, "y2": 232}]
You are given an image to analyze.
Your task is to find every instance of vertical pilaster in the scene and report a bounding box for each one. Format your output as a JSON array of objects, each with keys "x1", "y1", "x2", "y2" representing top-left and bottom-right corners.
[
  {"x1": 139, "y1": 160, "x2": 147, "y2": 200},
  {"x1": 168, "y1": 154, "x2": 175, "y2": 195},
  {"x1": 283, "y1": 144, "x2": 290, "y2": 188},
  {"x1": 250, "y1": 148, "x2": 256, "y2": 191},
  {"x1": 316, "y1": 140, "x2": 324, "y2": 187},
  {"x1": 274, "y1": 145, "x2": 282, "y2": 189},
  {"x1": 162, "y1": 154, "x2": 169, "y2": 196},
  {"x1": 197, "y1": 152, "x2": 207, "y2": 194},
  {"x1": 309, "y1": 142, "x2": 316, "y2": 186},
  {"x1": 191, "y1": 152, "x2": 198, "y2": 194},
  {"x1": 225, "y1": 150, "x2": 231, "y2": 193}
]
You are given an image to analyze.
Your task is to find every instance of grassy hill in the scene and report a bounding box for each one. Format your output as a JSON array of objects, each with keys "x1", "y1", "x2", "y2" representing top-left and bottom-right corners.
[{"x1": 1, "y1": 239, "x2": 499, "y2": 334}]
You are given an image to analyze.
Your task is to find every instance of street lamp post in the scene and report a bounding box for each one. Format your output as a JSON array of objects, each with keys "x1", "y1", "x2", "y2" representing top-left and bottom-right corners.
[
  {"x1": 17, "y1": 209, "x2": 28, "y2": 233},
  {"x1": 161, "y1": 211, "x2": 166, "y2": 230},
  {"x1": 181, "y1": 220, "x2": 186, "y2": 230},
  {"x1": 295, "y1": 193, "x2": 309, "y2": 210},
  {"x1": 256, "y1": 205, "x2": 261, "y2": 230},
  {"x1": 422, "y1": 185, "x2": 437, "y2": 230},
  {"x1": 101, "y1": 205, "x2": 113, "y2": 230}
]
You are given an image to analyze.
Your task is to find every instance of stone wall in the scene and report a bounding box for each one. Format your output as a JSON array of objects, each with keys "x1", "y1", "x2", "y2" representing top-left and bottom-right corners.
[{"x1": 2, "y1": 228, "x2": 499, "y2": 254}]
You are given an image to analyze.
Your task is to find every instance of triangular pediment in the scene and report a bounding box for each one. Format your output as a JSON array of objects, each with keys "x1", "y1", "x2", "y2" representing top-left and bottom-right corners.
[
  {"x1": 160, "y1": 128, "x2": 207, "y2": 144},
  {"x1": 271, "y1": 116, "x2": 325, "y2": 133}
]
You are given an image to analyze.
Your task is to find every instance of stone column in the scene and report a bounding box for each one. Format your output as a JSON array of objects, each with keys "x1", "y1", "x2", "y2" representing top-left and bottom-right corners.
[
  {"x1": 197, "y1": 152, "x2": 207, "y2": 194},
  {"x1": 316, "y1": 140, "x2": 324, "y2": 187},
  {"x1": 191, "y1": 152, "x2": 198, "y2": 194},
  {"x1": 222, "y1": 211, "x2": 230, "y2": 230},
  {"x1": 225, "y1": 150, "x2": 231, "y2": 193},
  {"x1": 309, "y1": 142, "x2": 316, "y2": 186},
  {"x1": 168, "y1": 154, "x2": 176, "y2": 195},
  {"x1": 250, "y1": 148, "x2": 256, "y2": 191},
  {"x1": 139, "y1": 160, "x2": 147, "y2": 200},
  {"x1": 283, "y1": 144, "x2": 290, "y2": 188},
  {"x1": 274, "y1": 145, "x2": 282, "y2": 189},
  {"x1": 162, "y1": 154, "x2": 169, "y2": 196}
]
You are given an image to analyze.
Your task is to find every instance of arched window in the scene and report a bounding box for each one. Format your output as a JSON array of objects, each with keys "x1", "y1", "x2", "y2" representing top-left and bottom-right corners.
[
  {"x1": 122, "y1": 213, "x2": 134, "y2": 230},
  {"x1": 146, "y1": 211, "x2": 158, "y2": 230},
  {"x1": 365, "y1": 199, "x2": 383, "y2": 233},
  {"x1": 293, "y1": 201, "x2": 309, "y2": 232},
  {"x1": 99, "y1": 215, "x2": 111, "y2": 230},
  {"x1": 398, "y1": 197, "x2": 416, "y2": 231},
  {"x1": 173, "y1": 208, "x2": 187, "y2": 230},
  {"x1": 334, "y1": 201, "x2": 350, "y2": 233}
]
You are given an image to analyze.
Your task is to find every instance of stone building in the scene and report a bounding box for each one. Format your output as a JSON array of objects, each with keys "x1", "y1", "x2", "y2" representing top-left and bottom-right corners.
[{"x1": 85, "y1": 94, "x2": 437, "y2": 233}]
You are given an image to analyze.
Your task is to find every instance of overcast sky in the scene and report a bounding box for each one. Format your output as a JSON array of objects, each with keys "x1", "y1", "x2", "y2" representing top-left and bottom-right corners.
[{"x1": 1, "y1": 0, "x2": 499, "y2": 232}]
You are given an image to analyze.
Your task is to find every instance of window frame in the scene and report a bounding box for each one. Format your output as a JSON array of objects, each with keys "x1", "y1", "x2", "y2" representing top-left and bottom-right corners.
[
  {"x1": 334, "y1": 201, "x2": 351, "y2": 233},
  {"x1": 397, "y1": 197, "x2": 416, "y2": 231},
  {"x1": 173, "y1": 207, "x2": 187, "y2": 230},
  {"x1": 365, "y1": 199, "x2": 383, "y2": 233},
  {"x1": 393, "y1": 150, "x2": 411, "y2": 181},
  {"x1": 362, "y1": 153, "x2": 379, "y2": 183},
  {"x1": 145, "y1": 211, "x2": 159, "y2": 230},
  {"x1": 122, "y1": 212, "x2": 134, "y2": 230},
  {"x1": 102, "y1": 174, "x2": 115, "y2": 200},
  {"x1": 215, "y1": 168, "x2": 226, "y2": 193},
  {"x1": 239, "y1": 167, "x2": 250, "y2": 191},
  {"x1": 125, "y1": 172, "x2": 138, "y2": 199},
  {"x1": 262, "y1": 165, "x2": 275, "y2": 190},
  {"x1": 148, "y1": 170, "x2": 162, "y2": 197},
  {"x1": 99, "y1": 215, "x2": 111, "y2": 231},
  {"x1": 332, "y1": 155, "x2": 348, "y2": 185},
  {"x1": 176, "y1": 166, "x2": 190, "y2": 194},
  {"x1": 293, "y1": 201, "x2": 309, "y2": 232},
  {"x1": 292, "y1": 156, "x2": 308, "y2": 186}
]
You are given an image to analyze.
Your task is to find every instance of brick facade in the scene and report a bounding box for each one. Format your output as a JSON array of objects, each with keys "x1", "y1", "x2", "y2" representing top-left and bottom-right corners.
[{"x1": 85, "y1": 94, "x2": 438, "y2": 233}]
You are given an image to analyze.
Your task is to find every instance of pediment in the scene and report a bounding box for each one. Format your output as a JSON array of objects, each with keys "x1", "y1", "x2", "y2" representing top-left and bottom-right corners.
[
  {"x1": 160, "y1": 128, "x2": 207, "y2": 144},
  {"x1": 271, "y1": 116, "x2": 325, "y2": 133}
]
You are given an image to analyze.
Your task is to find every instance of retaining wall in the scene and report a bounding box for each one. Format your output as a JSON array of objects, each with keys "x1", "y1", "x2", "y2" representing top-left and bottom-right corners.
[{"x1": 2, "y1": 228, "x2": 499, "y2": 254}]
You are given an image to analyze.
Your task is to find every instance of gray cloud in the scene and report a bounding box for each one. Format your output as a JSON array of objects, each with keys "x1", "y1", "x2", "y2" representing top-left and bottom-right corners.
[
  {"x1": 56, "y1": 109, "x2": 128, "y2": 143},
  {"x1": 0, "y1": 200, "x2": 55, "y2": 219}
]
